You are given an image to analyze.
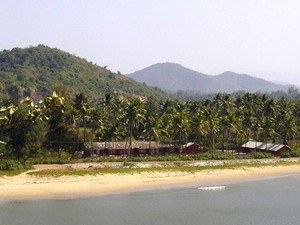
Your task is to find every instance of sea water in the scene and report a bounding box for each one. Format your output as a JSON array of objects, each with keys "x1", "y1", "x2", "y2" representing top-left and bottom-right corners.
[{"x1": 1, "y1": 175, "x2": 300, "y2": 225}]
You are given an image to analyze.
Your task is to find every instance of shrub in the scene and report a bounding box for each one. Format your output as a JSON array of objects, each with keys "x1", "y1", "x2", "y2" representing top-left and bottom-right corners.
[
  {"x1": 281, "y1": 150, "x2": 300, "y2": 158},
  {"x1": 242, "y1": 151, "x2": 272, "y2": 159},
  {"x1": 0, "y1": 160, "x2": 32, "y2": 171},
  {"x1": 202, "y1": 152, "x2": 234, "y2": 160}
]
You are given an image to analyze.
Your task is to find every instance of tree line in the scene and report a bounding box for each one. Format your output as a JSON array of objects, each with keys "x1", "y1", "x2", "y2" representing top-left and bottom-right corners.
[{"x1": 1, "y1": 92, "x2": 300, "y2": 161}]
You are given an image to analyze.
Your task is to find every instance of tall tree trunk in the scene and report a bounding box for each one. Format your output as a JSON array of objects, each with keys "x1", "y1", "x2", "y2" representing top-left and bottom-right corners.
[
  {"x1": 128, "y1": 125, "x2": 132, "y2": 156},
  {"x1": 148, "y1": 139, "x2": 152, "y2": 155},
  {"x1": 124, "y1": 137, "x2": 128, "y2": 157}
]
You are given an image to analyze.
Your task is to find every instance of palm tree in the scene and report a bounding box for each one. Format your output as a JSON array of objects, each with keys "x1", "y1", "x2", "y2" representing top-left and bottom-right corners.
[
  {"x1": 159, "y1": 99, "x2": 176, "y2": 141},
  {"x1": 260, "y1": 98, "x2": 278, "y2": 144},
  {"x1": 187, "y1": 101, "x2": 205, "y2": 141},
  {"x1": 123, "y1": 97, "x2": 146, "y2": 155},
  {"x1": 174, "y1": 101, "x2": 189, "y2": 138},
  {"x1": 72, "y1": 93, "x2": 89, "y2": 145},
  {"x1": 213, "y1": 94, "x2": 236, "y2": 151},
  {"x1": 202, "y1": 101, "x2": 219, "y2": 152},
  {"x1": 275, "y1": 98, "x2": 297, "y2": 144},
  {"x1": 143, "y1": 97, "x2": 166, "y2": 153},
  {"x1": 93, "y1": 94, "x2": 125, "y2": 145},
  {"x1": 293, "y1": 101, "x2": 300, "y2": 148}
]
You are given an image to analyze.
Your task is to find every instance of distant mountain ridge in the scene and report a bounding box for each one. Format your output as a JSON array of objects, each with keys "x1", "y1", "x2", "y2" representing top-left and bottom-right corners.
[
  {"x1": 127, "y1": 63, "x2": 288, "y2": 94},
  {"x1": 215, "y1": 71, "x2": 287, "y2": 93}
]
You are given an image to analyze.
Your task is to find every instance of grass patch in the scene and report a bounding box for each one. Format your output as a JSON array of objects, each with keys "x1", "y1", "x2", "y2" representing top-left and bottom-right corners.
[
  {"x1": 28, "y1": 152, "x2": 236, "y2": 164},
  {"x1": 28, "y1": 166, "x2": 215, "y2": 177},
  {"x1": 28, "y1": 159, "x2": 300, "y2": 177},
  {"x1": 0, "y1": 170, "x2": 24, "y2": 177}
]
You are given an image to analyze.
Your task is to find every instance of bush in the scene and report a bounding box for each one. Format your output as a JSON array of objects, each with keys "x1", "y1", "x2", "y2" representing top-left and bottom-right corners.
[
  {"x1": 242, "y1": 151, "x2": 272, "y2": 159},
  {"x1": 28, "y1": 150, "x2": 75, "y2": 164},
  {"x1": 0, "y1": 160, "x2": 32, "y2": 171},
  {"x1": 281, "y1": 150, "x2": 300, "y2": 158},
  {"x1": 191, "y1": 152, "x2": 234, "y2": 160}
]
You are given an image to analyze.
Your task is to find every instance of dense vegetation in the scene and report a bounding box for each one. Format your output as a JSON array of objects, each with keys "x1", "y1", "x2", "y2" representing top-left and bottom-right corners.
[
  {"x1": 1, "y1": 92, "x2": 300, "y2": 165},
  {"x1": 1, "y1": 45, "x2": 300, "y2": 169},
  {"x1": 0, "y1": 45, "x2": 168, "y2": 100}
]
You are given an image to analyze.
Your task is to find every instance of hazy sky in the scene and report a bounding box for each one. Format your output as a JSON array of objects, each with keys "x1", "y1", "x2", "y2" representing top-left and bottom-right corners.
[{"x1": 1, "y1": 0, "x2": 300, "y2": 85}]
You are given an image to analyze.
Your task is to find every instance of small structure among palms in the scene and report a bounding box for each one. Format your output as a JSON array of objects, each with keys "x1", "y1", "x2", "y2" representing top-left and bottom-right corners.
[
  {"x1": 92, "y1": 141, "x2": 171, "y2": 156},
  {"x1": 240, "y1": 141, "x2": 292, "y2": 157},
  {"x1": 182, "y1": 142, "x2": 201, "y2": 154}
]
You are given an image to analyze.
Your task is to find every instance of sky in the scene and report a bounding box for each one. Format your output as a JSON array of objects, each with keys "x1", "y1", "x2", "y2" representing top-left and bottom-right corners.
[{"x1": 1, "y1": 0, "x2": 300, "y2": 85}]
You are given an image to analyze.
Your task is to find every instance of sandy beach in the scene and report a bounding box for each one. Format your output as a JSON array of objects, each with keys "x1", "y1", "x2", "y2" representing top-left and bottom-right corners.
[{"x1": 1, "y1": 162, "x2": 300, "y2": 201}]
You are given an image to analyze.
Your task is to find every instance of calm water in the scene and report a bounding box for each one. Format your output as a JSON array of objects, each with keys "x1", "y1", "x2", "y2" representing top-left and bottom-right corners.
[{"x1": 1, "y1": 175, "x2": 300, "y2": 225}]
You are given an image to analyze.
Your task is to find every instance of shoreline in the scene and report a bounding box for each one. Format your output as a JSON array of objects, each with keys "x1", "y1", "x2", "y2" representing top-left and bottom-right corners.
[{"x1": 1, "y1": 163, "x2": 300, "y2": 201}]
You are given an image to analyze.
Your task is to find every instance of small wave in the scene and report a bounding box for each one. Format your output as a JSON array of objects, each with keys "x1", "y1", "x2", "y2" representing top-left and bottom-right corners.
[{"x1": 198, "y1": 186, "x2": 226, "y2": 191}]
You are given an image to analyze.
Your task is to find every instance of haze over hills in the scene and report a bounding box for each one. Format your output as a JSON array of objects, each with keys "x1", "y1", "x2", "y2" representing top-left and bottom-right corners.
[
  {"x1": 127, "y1": 63, "x2": 289, "y2": 94},
  {"x1": 0, "y1": 45, "x2": 168, "y2": 100},
  {"x1": 214, "y1": 71, "x2": 288, "y2": 93},
  {"x1": 249, "y1": 71, "x2": 300, "y2": 87},
  {"x1": 127, "y1": 63, "x2": 236, "y2": 93}
]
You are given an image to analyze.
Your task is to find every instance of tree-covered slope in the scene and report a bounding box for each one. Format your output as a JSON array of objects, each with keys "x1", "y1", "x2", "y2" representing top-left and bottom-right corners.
[{"x1": 0, "y1": 45, "x2": 168, "y2": 100}]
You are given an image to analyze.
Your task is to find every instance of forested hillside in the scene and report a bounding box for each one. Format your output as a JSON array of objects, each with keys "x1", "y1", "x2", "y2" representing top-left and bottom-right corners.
[{"x1": 0, "y1": 45, "x2": 168, "y2": 100}]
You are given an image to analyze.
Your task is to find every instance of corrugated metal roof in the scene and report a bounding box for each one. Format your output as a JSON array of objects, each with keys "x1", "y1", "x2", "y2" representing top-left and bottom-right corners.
[
  {"x1": 183, "y1": 142, "x2": 198, "y2": 148},
  {"x1": 241, "y1": 141, "x2": 291, "y2": 152},
  {"x1": 93, "y1": 141, "x2": 168, "y2": 150}
]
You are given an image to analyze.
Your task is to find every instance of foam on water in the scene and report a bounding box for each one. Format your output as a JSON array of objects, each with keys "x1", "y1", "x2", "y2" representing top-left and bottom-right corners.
[{"x1": 198, "y1": 186, "x2": 226, "y2": 191}]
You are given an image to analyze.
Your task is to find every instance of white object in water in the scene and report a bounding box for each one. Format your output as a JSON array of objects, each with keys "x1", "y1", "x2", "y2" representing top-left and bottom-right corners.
[{"x1": 198, "y1": 186, "x2": 226, "y2": 191}]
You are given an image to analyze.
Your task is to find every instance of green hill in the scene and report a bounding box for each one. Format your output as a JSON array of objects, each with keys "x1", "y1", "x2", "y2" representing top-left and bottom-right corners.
[{"x1": 0, "y1": 45, "x2": 168, "y2": 100}]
